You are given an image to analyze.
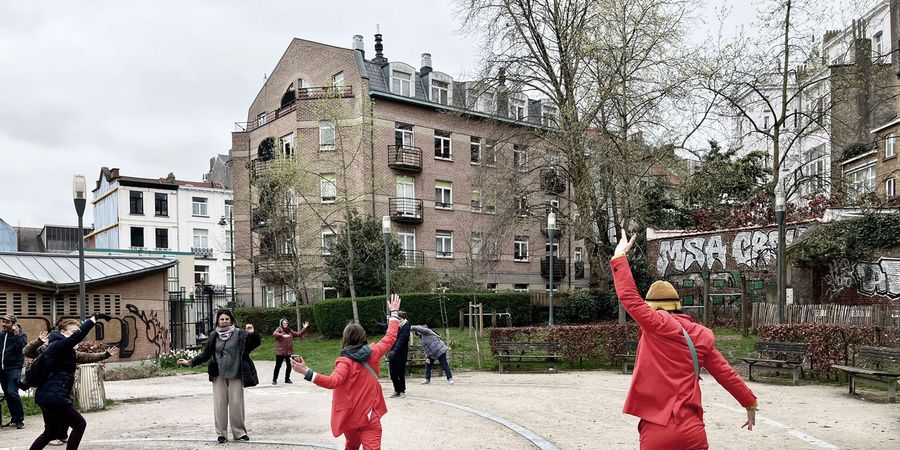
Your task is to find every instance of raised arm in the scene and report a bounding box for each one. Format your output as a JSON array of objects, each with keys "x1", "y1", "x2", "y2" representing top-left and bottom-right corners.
[
  {"x1": 60, "y1": 317, "x2": 97, "y2": 348},
  {"x1": 243, "y1": 326, "x2": 261, "y2": 354},
  {"x1": 23, "y1": 337, "x2": 45, "y2": 359},
  {"x1": 611, "y1": 230, "x2": 680, "y2": 334},
  {"x1": 410, "y1": 325, "x2": 436, "y2": 336},
  {"x1": 291, "y1": 322, "x2": 309, "y2": 338}
]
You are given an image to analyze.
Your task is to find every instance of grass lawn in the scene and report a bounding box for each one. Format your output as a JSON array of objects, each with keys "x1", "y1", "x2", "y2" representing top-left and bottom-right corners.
[{"x1": 712, "y1": 328, "x2": 758, "y2": 364}]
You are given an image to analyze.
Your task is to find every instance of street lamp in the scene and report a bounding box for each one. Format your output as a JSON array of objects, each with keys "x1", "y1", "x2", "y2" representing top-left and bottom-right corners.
[
  {"x1": 219, "y1": 211, "x2": 235, "y2": 306},
  {"x1": 73, "y1": 175, "x2": 87, "y2": 320},
  {"x1": 775, "y1": 189, "x2": 786, "y2": 324},
  {"x1": 547, "y1": 212, "x2": 557, "y2": 326},
  {"x1": 382, "y1": 216, "x2": 392, "y2": 315}
]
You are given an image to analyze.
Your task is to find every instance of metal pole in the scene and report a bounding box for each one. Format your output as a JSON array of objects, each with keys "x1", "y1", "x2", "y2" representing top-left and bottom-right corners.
[
  {"x1": 77, "y1": 209, "x2": 86, "y2": 319},
  {"x1": 229, "y1": 211, "x2": 235, "y2": 305},
  {"x1": 549, "y1": 228, "x2": 555, "y2": 326},
  {"x1": 384, "y1": 233, "x2": 391, "y2": 304},
  {"x1": 776, "y1": 210, "x2": 786, "y2": 324}
]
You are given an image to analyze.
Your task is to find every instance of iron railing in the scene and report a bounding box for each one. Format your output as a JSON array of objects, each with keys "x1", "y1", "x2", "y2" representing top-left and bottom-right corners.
[
  {"x1": 387, "y1": 145, "x2": 423, "y2": 172},
  {"x1": 388, "y1": 198, "x2": 424, "y2": 223}
]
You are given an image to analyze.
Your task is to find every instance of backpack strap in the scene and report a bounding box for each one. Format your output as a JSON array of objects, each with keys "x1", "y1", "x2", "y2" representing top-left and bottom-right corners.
[
  {"x1": 682, "y1": 327, "x2": 700, "y2": 379},
  {"x1": 362, "y1": 361, "x2": 378, "y2": 381}
]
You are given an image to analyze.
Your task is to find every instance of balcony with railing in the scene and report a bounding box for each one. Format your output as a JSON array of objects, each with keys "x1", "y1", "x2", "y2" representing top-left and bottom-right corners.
[
  {"x1": 387, "y1": 145, "x2": 423, "y2": 172},
  {"x1": 388, "y1": 198, "x2": 424, "y2": 224},
  {"x1": 540, "y1": 256, "x2": 566, "y2": 280},
  {"x1": 541, "y1": 169, "x2": 566, "y2": 194},
  {"x1": 192, "y1": 247, "x2": 215, "y2": 259},
  {"x1": 400, "y1": 249, "x2": 425, "y2": 267},
  {"x1": 234, "y1": 85, "x2": 354, "y2": 132}
]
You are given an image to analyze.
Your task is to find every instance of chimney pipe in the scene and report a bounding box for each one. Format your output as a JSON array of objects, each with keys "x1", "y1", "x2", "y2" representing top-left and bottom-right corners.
[
  {"x1": 373, "y1": 26, "x2": 387, "y2": 64},
  {"x1": 352, "y1": 35, "x2": 365, "y2": 57},
  {"x1": 421, "y1": 53, "x2": 433, "y2": 75}
]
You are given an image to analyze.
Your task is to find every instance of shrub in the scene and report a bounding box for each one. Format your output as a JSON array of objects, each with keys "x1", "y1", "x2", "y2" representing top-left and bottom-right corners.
[
  {"x1": 313, "y1": 292, "x2": 534, "y2": 338},
  {"x1": 487, "y1": 323, "x2": 639, "y2": 363},
  {"x1": 757, "y1": 324, "x2": 900, "y2": 379},
  {"x1": 234, "y1": 305, "x2": 315, "y2": 334},
  {"x1": 557, "y1": 290, "x2": 616, "y2": 324},
  {"x1": 76, "y1": 341, "x2": 111, "y2": 353},
  {"x1": 103, "y1": 363, "x2": 162, "y2": 381}
]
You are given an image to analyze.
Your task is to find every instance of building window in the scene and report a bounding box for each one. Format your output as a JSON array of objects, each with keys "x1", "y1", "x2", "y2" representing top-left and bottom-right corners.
[
  {"x1": 285, "y1": 289, "x2": 297, "y2": 305},
  {"x1": 513, "y1": 283, "x2": 529, "y2": 292},
  {"x1": 323, "y1": 282, "x2": 338, "y2": 299},
  {"x1": 224, "y1": 199, "x2": 233, "y2": 219},
  {"x1": 436, "y1": 230, "x2": 453, "y2": 258},
  {"x1": 280, "y1": 132, "x2": 294, "y2": 157},
  {"x1": 193, "y1": 228, "x2": 209, "y2": 249},
  {"x1": 435, "y1": 181, "x2": 453, "y2": 209},
  {"x1": 130, "y1": 227, "x2": 144, "y2": 248},
  {"x1": 514, "y1": 235, "x2": 529, "y2": 261},
  {"x1": 192, "y1": 197, "x2": 208, "y2": 216},
  {"x1": 154, "y1": 193, "x2": 167, "y2": 216},
  {"x1": 471, "y1": 190, "x2": 482, "y2": 213},
  {"x1": 544, "y1": 284, "x2": 559, "y2": 293},
  {"x1": 487, "y1": 283, "x2": 498, "y2": 293},
  {"x1": 485, "y1": 192, "x2": 496, "y2": 214},
  {"x1": 319, "y1": 121, "x2": 336, "y2": 151},
  {"x1": 874, "y1": 31, "x2": 883, "y2": 57},
  {"x1": 434, "y1": 130, "x2": 452, "y2": 159},
  {"x1": 545, "y1": 240, "x2": 559, "y2": 255},
  {"x1": 470, "y1": 137, "x2": 481, "y2": 164},
  {"x1": 484, "y1": 140, "x2": 497, "y2": 165},
  {"x1": 332, "y1": 71, "x2": 344, "y2": 88},
  {"x1": 471, "y1": 232, "x2": 482, "y2": 258},
  {"x1": 476, "y1": 92, "x2": 495, "y2": 114},
  {"x1": 763, "y1": 115, "x2": 770, "y2": 129},
  {"x1": 129, "y1": 191, "x2": 143, "y2": 215},
  {"x1": 195, "y1": 265, "x2": 209, "y2": 285},
  {"x1": 886, "y1": 133, "x2": 896, "y2": 159},
  {"x1": 887, "y1": 178, "x2": 897, "y2": 198},
  {"x1": 225, "y1": 266, "x2": 233, "y2": 288},
  {"x1": 510, "y1": 98, "x2": 526, "y2": 120},
  {"x1": 395, "y1": 123, "x2": 414, "y2": 147},
  {"x1": 257, "y1": 112, "x2": 267, "y2": 127},
  {"x1": 155, "y1": 228, "x2": 168, "y2": 250},
  {"x1": 431, "y1": 80, "x2": 449, "y2": 105},
  {"x1": 265, "y1": 286, "x2": 276, "y2": 307},
  {"x1": 322, "y1": 226, "x2": 336, "y2": 255},
  {"x1": 225, "y1": 230, "x2": 234, "y2": 254},
  {"x1": 320, "y1": 173, "x2": 337, "y2": 203},
  {"x1": 574, "y1": 246, "x2": 583, "y2": 262},
  {"x1": 514, "y1": 145, "x2": 528, "y2": 172},
  {"x1": 846, "y1": 164, "x2": 876, "y2": 199},
  {"x1": 517, "y1": 196, "x2": 529, "y2": 216},
  {"x1": 542, "y1": 105, "x2": 558, "y2": 126},
  {"x1": 391, "y1": 70, "x2": 412, "y2": 96}
]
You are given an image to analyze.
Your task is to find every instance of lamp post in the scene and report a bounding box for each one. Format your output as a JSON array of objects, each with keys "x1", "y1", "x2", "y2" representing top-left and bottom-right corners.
[
  {"x1": 219, "y1": 212, "x2": 236, "y2": 306},
  {"x1": 73, "y1": 175, "x2": 87, "y2": 320},
  {"x1": 382, "y1": 216, "x2": 392, "y2": 316},
  {"x1": 547, "y1": 212, "x2": 557, "y2": 326},
  {"x1": 775, "y1": 190, "x2": 786, "y2": 324}
]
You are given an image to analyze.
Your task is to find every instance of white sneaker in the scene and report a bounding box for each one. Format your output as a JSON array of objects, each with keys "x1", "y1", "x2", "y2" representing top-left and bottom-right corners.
[
  {"x1": 448, "y1": 378, "x2": 455, "y2": 385},
  {"x1": 420, "y1": 380, "x2": 430, "y2": 385},
  {"x1": 400, "y1": 392, "x2": 406, "y2": 398}
]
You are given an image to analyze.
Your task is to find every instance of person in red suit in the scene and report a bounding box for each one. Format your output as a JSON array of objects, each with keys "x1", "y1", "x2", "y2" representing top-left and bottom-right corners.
[
  {"x1": 612, "y1": 229, "x2": 758, "y2": 449},
  {"x1": 291, "y1": 294, "x2": 402, "y2": 450}
]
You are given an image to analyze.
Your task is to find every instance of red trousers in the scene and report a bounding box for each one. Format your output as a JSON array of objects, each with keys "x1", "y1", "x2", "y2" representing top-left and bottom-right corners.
[
  {"x1": 638, "y1": 412, "x2": 708, "y2": 450},
  {"x1": 343, "y1": 415, "x2": 382, "y2": 450}
]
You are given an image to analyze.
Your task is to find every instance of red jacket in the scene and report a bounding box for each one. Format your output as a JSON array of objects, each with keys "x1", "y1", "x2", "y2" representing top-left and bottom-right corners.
[
  {"x1": 273, "y1": 326, "x2": 306, "y2": 356},
  {"x1": 612, "y1": 256, "x2": 756, "y2": 426},
  {"x1": 310, "y1": 318, "x2": 398, "y2": 437}
]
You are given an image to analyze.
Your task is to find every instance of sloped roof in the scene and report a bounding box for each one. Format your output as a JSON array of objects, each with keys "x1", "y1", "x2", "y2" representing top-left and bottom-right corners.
[{"x1": 0, "y1": 252, "x2": 176, "y2": 290}]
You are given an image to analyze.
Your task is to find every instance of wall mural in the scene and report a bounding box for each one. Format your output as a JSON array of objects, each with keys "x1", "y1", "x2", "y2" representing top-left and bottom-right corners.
[
  {"x1": 125, "y1": 303, "x2": 169, "y2": 354},
  {"x1": 825, "y1": 257, "x2": 900, "y2": 300}
]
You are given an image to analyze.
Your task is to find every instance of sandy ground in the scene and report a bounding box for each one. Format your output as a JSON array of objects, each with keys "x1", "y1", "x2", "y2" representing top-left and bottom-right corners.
[{"x1": 0, "y1": 361, "x2": 897, "y2": 449}]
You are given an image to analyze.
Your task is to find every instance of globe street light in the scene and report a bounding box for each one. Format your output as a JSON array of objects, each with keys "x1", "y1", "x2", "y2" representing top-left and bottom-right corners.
[
  {"x1": 775, "y1": 189, "x2": 786, "y2": 324},
  {"x1": 547, "y1": 212, "x2": 557, "y2": 326},
  {"x1": 73, "y1": 175, "x2": 87, "y2": 319}
]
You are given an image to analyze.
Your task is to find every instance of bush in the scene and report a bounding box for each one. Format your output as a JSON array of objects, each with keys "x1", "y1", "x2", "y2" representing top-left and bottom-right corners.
[
  {"x1": 487, "y1": 323, "x2": 639, "y2": 363},
  {"x1": 757, "y1": 324, "x2": 900, "y2": 379},
  {"x1": 313, "y1": 292, "x2": 534, "y2": 338},
  {"x1": 154, "y1": 348, "x2": 203, "y2": 369},
  {"x1": 234, "y1": 305, "x2": 315, "y2": 334},
  {"x1": 557, "y1": 290, "x2": 616, "y2": 324}
]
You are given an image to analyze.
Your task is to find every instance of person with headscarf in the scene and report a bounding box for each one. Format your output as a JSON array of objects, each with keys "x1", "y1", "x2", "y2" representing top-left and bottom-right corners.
[
  {"x1": 178, "y1": 309, "x2": 260, "y2": 444},
  {"x1": 272, "y1": 318, "x2": 309, "y2": 385},
  {"x1": 611, "y1": 229, "x2": 757, "y2": 449}
]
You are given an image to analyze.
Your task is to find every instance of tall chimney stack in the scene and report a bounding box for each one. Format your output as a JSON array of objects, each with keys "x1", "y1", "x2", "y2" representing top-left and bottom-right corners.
[
  {"x1": 352, "y1": 35, "x2": 365, "y2": 57},
  {"x1": 373, "y1": 25, "x2": 387, "y2": 64},
  {"x1": 421, "y1": 53, "x2": 433, "y2": 75}
]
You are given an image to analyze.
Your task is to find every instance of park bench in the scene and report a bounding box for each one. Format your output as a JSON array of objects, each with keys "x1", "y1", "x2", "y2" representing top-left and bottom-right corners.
[
  {"x1": 614, "y1": 341, "x2": 639, "y2": 374},
  {"x1": 405, "y1": 344, "x2": 452, "y2": 377},
  {"x1": 740, "y1": 341, "x2": 808, "y2": 385},
  {"x1": 832, "y1": 346, "x2": 900, "y2": 402},
  {"x1": 494, "y1": 341, "x2": 561, "y2": 373}
]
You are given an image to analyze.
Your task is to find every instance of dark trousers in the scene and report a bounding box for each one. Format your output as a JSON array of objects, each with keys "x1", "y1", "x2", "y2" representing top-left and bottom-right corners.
[
  {"x1": 424, "y1": 354, "x2": 453, "y2": 381},
  {"x1": 0, "y1": 368, "x2": 24, "y2": 423},
  {"x1": 30, "y1": 404, "x2": 86, "y2": 450},
  {"x1": 273, "y1": 355, "x2": 293, "y2": 381},
  {"x1": 388, "y1": 358, "x2": 407, "y2": 393}
]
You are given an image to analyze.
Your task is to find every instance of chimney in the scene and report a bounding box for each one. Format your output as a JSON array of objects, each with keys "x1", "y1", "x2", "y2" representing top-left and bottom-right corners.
[
  {"x1": 352, "y1": 35, "x2": 365, "y2": 57},
  {"x1": 166, "y1": 172, "x2": 176, "y2": 184},
  {"x1": 373, "y1": 26, "x2": 387, "y2": 65},
  {"x1": 420, "y1": 53, "x2": 433, "y2": 75}
]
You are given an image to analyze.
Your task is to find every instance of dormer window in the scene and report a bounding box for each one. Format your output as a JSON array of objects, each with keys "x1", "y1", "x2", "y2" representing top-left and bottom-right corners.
[
  {"x1": 431, "y1": 80, "x2": 449, "y2": 105},
  {"x1": 477, "y1": 92, "x2": 495, "y2": 114},
  {"x1": 332, "y1": 72, "x2": 344, "y2": 88},
  {"x1": 511, "y1": 98, "x2": 526, "y2": 121},
  {"x1": 392, "y1": 70, "x2": 412, "y2": 96},
  {"x1": 542, "y1": 104, "x2": 558, "y2": 126}
]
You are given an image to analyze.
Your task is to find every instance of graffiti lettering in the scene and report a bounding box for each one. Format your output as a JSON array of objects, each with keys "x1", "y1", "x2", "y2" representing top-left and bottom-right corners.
[
  {"x1": 826, "y1": 258, "x2": 900, "y2": 300},
  {"x1": 125, "y1": 303, "x2": 169, "y2": 355},
  {"x1": 656, "y1": 227, "x2": 807, "y2": 275}
]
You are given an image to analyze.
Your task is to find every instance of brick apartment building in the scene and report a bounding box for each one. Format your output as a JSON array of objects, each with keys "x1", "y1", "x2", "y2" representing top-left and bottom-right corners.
[{"x1": 231, "y1": 33, "x2": 590, "y2": 305}]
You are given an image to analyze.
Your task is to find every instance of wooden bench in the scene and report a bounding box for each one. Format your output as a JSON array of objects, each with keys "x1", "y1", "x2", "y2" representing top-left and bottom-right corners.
[
  {"x1": 405, "y1": 344, "x2": 451, "y2": 377},
  {"x1": 832, "y1": 346, "x2": 900, "y2": 402},
  {"x1": 740, "y1": 341, "x2": 808, "y2": 385},
  {"x1": 614, "y1": 341, "x2": 639, "y2": 374},
  {"x1": 494, "y1": 342, "x2": 561, "y2": 373}
]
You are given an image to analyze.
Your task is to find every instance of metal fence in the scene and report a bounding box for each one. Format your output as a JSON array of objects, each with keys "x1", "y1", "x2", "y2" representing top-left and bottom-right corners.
[{"x1": 168, "y1": 285, "x2": 231, "y2": 350}]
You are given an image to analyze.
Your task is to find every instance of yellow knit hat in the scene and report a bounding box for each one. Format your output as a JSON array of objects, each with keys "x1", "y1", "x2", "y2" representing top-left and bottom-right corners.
[{"x1": 645, "y1": 281, "x2": 681, "y2": 311}]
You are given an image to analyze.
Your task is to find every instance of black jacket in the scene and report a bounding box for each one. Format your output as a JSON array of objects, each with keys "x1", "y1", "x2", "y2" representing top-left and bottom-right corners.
[
  {"x1": 35, "y1": 319, "x2": 96, "y2": 406},
  {"x1": 190, "y1": 330, "x2": 261, "y2": 387},
  {"x1": 389, "y1": 322, "x2": 411, "y2": 364},
  {"x1": 1, "y1": 328, "x2": 27, "y2": 370}
]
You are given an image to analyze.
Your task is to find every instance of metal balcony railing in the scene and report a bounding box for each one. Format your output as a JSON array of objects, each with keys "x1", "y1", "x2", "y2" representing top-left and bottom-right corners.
[
  {"x1": 400, "y1": 250, "x2": 425, "y2": 267},
  {"x1": 234, "y1": 86, "x2": 354, "y2": 132},
  {"x1": 388, "y1": 198, "x2": 424, "y2": 223},
  {"x1": 192, "y1": 247, "x2": 215, "y2": 259},
  {"x1": 540, "y1": 256, "x2": 567, "y2": 280},
  {"x1": 541, "y1": 169, "x2": 566, "y2": 194},
  {"x1": 387, "y1": 145, "x2": 423, "y2": 172}
]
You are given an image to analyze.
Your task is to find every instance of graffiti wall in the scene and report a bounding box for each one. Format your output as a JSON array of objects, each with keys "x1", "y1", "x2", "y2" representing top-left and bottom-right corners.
[{"x1": 821, "y1": 257, "x2": 900, "y2": 302}]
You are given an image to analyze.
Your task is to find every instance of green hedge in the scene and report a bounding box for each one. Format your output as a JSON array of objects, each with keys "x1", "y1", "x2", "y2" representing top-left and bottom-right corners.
[
  {"x1": 234, "y1": 305, "x2": 315, "y2": 334},
  {"x1": 313, "y1": 292, "x2": 534, "y2": 338}
]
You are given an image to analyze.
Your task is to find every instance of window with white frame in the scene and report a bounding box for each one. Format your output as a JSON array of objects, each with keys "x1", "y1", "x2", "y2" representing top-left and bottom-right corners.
[
  {"x1": 763, "y1": 115, "x2": 770, "y2": 129},
  {"x1": 285, "y1": 289, "x2": 297, "y2": 306},
  {"x1": 513, "y1": 283, "x2": 529, "y2": 292},
  {"x1": 320, "y1": 173, "x2": 337, "y2": 203},
  {"x1": 391, "y1": 70, "x2": 412, "y2": 96},
  {"x1": 435, "y1": 181, "x2": 452, "y2": 209},
  {"x1": 470, "y1": 137, "x2": 481, "y2": 164},
  {"x1": 846, "y1": 164, "x2": 876, "y2": 199},
  {"x1": 431, "y1": 80, "x2": 449, "y2": 105},
  {"x1": 487, "y1": 283, "x2": 498, "y2": 292},
  {"x1": 265, "y1": 286, "x2": 276, "y2": 307},
  {"x1": 886, "y1": 133, "x2": 896, "y2": 159},
  {"x1": 225, "y1": 230, "x2": 233, "y2": 254},
  {"x1": 514, "y1": 145, "x2": 528, "y2": 171},
  {"x1": 545, "y1": 240, "x2": 559, "y2": 256},
  {"x1": 225, "y1": 266, "x2": 233, "y2": 288},
  {"x1": 332, "y1": 71, "x2": 344, "y2": 88},
  {"x1": 471, "y1": 232, "x2": 482, "y2": 258},
  {"x1": 195, "y1": 265, "x2": 209, "y2": 285},
  {"x1": 280, "y1": 132, "x2": 294, "y2": 157},
  {"x1": 319, "y1": 121, "x2": 335, "y2": 151},
  {"x1": 484, "y1": 140, "x2": 497, "y2": 165},
  {"x1": 542, "y1": 104, "x2": 558, "y2": 126},
  {"x1": 476, "y1": 92, "x2": 495, "y2": 114},
  {"x1": 510, "y1": 98, "x2": 526, "y2": 120},
  {"x1": 192, "y1": 197, "x2": 208, "y2": 216},
  {"x1": 471, "y1": 189, "x2": 482, "y2": 213},
  {"x1": 322, "y1": 282, "x2": 338, "y2": 299},
  {"x1": 874, "y1": 32, "x2": 883, "y2": 59},
  {"x1": 887, "y1": 178, "x2": 896, "y2": 198},
  {"x1": 485, "y1": 192, "x2": 496, "y2": 214},
  {"x1": 257, "y1": 112, "x2": 267, "y2": 127},
  {"x1": 574, "y1": 246, "x2": 583, "y2": 262},
  {"x1": 547, "y1": 197, "x2": 560, "y2": 215},
  {"x1": 395, "y1": 123, "x2": 414, "y2": 147},
  {"x1": 322, "y1": 226, "x2": 336, "y2": 255},
  {"x1": 545, "y1": 284, "x2": 559, "y2": 293},
  {"x1": 193, "y1": 228, "x2": 209, "y2": 249},
  {"x1": 224, "y1": 199, "x2": 233, "y2": 219},
  {"x1": 434, "y1": 130, "x2": 452, "y2": 159},
  {"x1": 436, "y1": 230, "x2": 453, "y2": 258},
  {"x1": 514, "y1": 235, "x2": 529, "y2": 261},
  {"x1": 517, "y1": 196, "x2": 528, "y2": 216}
]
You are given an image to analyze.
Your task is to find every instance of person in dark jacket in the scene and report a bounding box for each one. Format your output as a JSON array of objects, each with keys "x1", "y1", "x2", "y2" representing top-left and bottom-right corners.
[
  {"x1": 271, "y1": 318, "x2": 308, "y2": 385},
  {"x1": 411, "y1": 325, "x2": 453, "y2": 385},
  {"x1": 29, "y1": 315, "x2": 106, "y2": 450},
  {"x1": 1, "y1": 313, "x2": 27, "y2": 429},
  {"x1": 178, "y1": 309, "x2": 260, "y2": 444},
  {"x1": 387, "y1": 311, "x2": 410, "y2": 398}
]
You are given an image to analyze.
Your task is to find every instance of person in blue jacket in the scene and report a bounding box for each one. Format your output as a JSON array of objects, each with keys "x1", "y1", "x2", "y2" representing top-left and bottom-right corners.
[
  {"x1": 1, "y1": 313, "x2": 27, "y2": 430},
  {"x1": 387, "y1": 311, "x2": 411, "y2": 398}
]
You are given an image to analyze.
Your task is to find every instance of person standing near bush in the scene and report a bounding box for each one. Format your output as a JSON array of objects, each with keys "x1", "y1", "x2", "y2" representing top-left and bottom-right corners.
[
  {"x1": 290, "y1": 295, "x2": 402, "y2": 450},
  {"x1": 177, "y1": 309, "x2": 260, "y2": 444},
  {"x1": 410, "y1": 325, "x2": 453, "y2": 385},
  {"x1": 611, "y1": 229, "x2": 757, "y2": 449},
  {"x1": 272, "y1": 318, "x2": 309, "y2": 385},
  {"x1": 1, "y1": 314, "x2": 27, "y2": 430},
  {"x1": 387, "y1": 311, "x2": 410, "y2": 398}
]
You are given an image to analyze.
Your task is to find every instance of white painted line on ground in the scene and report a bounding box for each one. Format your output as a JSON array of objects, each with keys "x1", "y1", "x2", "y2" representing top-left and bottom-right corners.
[
  {"x1": 408, "y1": 396, "x2": 561, "y2": 450},
  {"x1": 712, "y1": 403, "x2": 837, "y2": 449}
]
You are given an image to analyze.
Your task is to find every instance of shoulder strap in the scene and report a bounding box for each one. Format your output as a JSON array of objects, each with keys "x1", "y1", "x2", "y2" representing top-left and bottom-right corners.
[
  {"x1": 682, "y1": 327, "x2": 700, "y2": 379},
  {"x1": 362, "y1": 361, "x2": 378, "y2": 381}
]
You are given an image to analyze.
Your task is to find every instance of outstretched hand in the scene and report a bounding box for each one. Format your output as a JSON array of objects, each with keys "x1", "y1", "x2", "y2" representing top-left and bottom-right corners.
[
  {"x1": 614, "y1": 228, "x2": 637, "y2": 256},
  {"x1": 742, "y1": 408, "x2": 756, "y2": 431},
  {"x1": 39, "y1": 330, "x2": 49, "y2": 343},
  {"x1": 388, "y1": 293, "x2": 401, "y2": 313},
  {"x1": 290, "y1": 356, "x2": 308, "y2": 374}
]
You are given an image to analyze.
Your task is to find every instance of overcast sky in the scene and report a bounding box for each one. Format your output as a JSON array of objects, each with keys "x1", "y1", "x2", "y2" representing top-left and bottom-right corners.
[{"x1": 0, "y1": 0, "x2": 868, "y2": 228}]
